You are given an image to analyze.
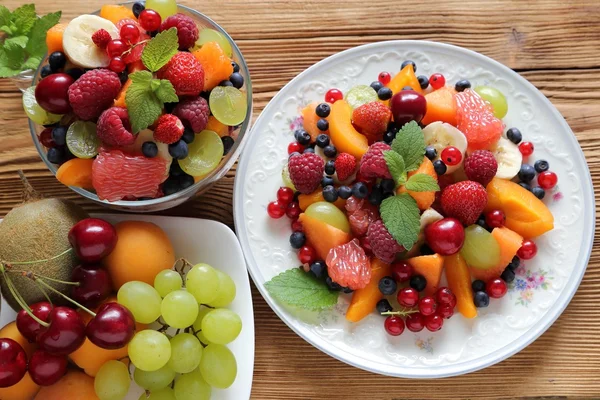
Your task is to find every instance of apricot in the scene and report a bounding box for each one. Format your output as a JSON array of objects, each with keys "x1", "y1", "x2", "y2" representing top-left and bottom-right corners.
[
  {"x1": 0, "y1": 372, "x2": 40, "y2": 400},
  {"x1": 397, "y1": 157, "x2": 437, "y2": 210},
  {"x1": 421, "y1": 86, "x2": 458, "y2": 126},
  {"x1": 444, "y1": 253, "x2": 477, "y2": 319},
  {"x1": 56, "y1": 158, "x2": 95, "y2": 190},
  {"x1": 407, "y1": 254, "x2": 444, "y2": 296},
  {"x1": 46, "y1": 24, "x2": 66, "y2": 55},
  {"x1": 346, "y1": 258, "x2": 391, "y2": 322},
  {"x1": 100, "y1": 5, "x2": 136, "y2": 24},
  {"x1": 0, "y1": 321, "x2": 36, "y2": 358},
  {"x1": 298, "y1": 213, "x2": 352, "y2": 260},
  {"x1": 298, "y1": 190, "x2": 346, "y2": 211},
  {"x1": 328, "y1": 100, "x2": 369, "y2": 159},
  {"x1": 205, "y1": 116, "x2": 230, "y2": 137},
  {"x1": 302, "y1": 102, "x2": 329, "y2": 141},
  {"x1": 34, "y1": 370, "x2": 98, "y2": 400},
  {"x1": 103, "y1": 221, "x2": 175, "y2": 290},
  {"x1": 192, "y1": 42, "x2": 234, "y2": 91},
  {"x1": 387, "y1": 65, "x2": 423, "y2": 95}
]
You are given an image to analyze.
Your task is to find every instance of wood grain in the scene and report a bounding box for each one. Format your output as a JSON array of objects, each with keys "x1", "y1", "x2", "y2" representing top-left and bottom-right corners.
[{"x1": 1, "y1": 0, "x2": 600, "y2": 398}]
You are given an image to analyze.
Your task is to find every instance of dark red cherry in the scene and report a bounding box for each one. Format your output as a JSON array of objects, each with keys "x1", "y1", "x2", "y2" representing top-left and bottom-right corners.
[
  {"x1": 28, "y1": 349, "x2": 68, "y2": 386},
  {"x1": 85, "y1": 302, "x2": 136, "y2": 350},
  {"x1": 34, "y1": 73, "x2": 74, "y2": 114},
  {"x1": 36, "y1": 307, "x2": 85, "y2": 356},
  {"x1": 390, "y1": 90, "x2": 427, "y2": 126},
  {"x1": 71, "y1": 266, "x2": 112, "y2": 308},
  {"x1": 68, "y1": 218, "x2": 118, "y2": 263},
  {"x1": 16, "y1": 301, "x2": 52, "y2": 343},
  {"x1": 0, "y1": 338, "x2": 27, "y2": 388}
]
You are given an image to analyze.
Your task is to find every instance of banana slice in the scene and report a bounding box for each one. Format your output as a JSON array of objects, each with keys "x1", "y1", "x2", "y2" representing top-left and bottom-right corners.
[
  {"x1": 422, "y1": 121, "x2": 468, "y2": 174},
  {"x1": 490, "y1": 137, "x2": 522, "y2": 179},
  {"x1": 63, "y1": 15, "x2": 119, "y2": 69}
]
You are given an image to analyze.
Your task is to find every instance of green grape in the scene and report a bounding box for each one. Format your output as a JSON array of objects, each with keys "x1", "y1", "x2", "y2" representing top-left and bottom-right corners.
[
  {"x1": 117, "y1": 281, "x2": 162, "y2": 324},
  {"x1": 94, "y1": 360, "x2": 130, "y2": 400},
  {"x1": 128, "y1": 330, "x2": 171, "y2": 372},
  {"x1": 460, "y1": 225, "x2": 501, "y2": 269},
  {"x1": 192, "y1": 306, "x2": 214, "y2": 345},
  {"x1": 474, "y1": 86, "x2": 508, "y2": 119},
  {"x1": 23, "y1": 86, "x2": 62, "y2": 125},
  {"x1": 138, "y1": 387, "x2": 176, "y2": 400},
  {"x1": 281, "y1": 164, "x2": 296, "y2": 191},
  {"x1": 161, "y1": 290, "x2": 199, "y2": 329},
  {"x1": 66, "y1": 121, "x2": 99, "y2": 159},
  {"x1": 186, "y1": 263, "x2": 220, "y2": 304},
  {"x1": 199, "y1": 344, "x2": 237, "y2": 389},
  {"x1": 208, "y1": 269, "x2": 236, "y2": 307},
  {"x1": 305, "y1": 201, "x2": 351, "y2": 233},
  {"x1": 345, "y1": 85, "x2": 378, "y2": 109},
  {"x1": 133, "y1": 364, "x2": 176, "y2": 391},
  {"x1": 174, "y1": 369, "x2": 211, "y2": 400},
  {"x1": 209, "y1": 86, "x2": 248, "y2": 126},
  {"x1": 145, "y1": 0, "x2": 177, "y2": 18},
  {"x1": 154, "y1": 270, "x2": 183, "y2": 298},
  {"x1": 202, "y1": 308, "x2": 242, "y2": 345},
  {"x1": 167, "y1": 333, "x2": 203, "y2": 374},
  {"x1": 196, "y1": 28, "x2": 233, "y2": 57},
  {"x1": 178, "y1": 130, "x2": 224, "y2": 178}
]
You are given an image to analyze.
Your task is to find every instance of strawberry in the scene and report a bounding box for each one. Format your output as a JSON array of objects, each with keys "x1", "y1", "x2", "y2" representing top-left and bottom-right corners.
[
  {"x1": 288, "y1": 153, "x2": 324, "y2": 194},
  {"x1": 334, "y1": 153, "x2": 356, "y2": 181},
  {"x1": 359, "y1": 142, "x2": 392, "y2": 179},
  {"x1": 352, "y1": 101, "x2": 392, "y2": 142},
  {"x1": 92, "y1": 29, "x2": 111, "y2": 49},
  {"x1": 366, "y1": 219, "x2": 404, "y2": 263},
  {"x1": 464, "y1": 150, "x2": 498, "y2": 187},
  {"x1": 153, "y1": 114, "x2": 184, "y2": 144},
  {"x1": 441, "y1": 181, "x2": 488, "y2": 225},
  {"x1": 157, "y1": 52, "x2": 204, "y2": 96}
]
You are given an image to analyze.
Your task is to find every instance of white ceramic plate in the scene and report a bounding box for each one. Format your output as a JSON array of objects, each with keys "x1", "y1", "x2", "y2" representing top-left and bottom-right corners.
[
  {"x1": 233, "y1": 41, "x2": 595, "y2": 378},
  {"x1": 0, "y1": 215, "x2": 254, "y2": 399}
]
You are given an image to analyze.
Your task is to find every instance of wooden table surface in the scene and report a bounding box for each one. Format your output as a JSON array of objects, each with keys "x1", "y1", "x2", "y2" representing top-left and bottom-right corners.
[{"x1": 1, "y1": 0, "x2": 600, "y2": 398}]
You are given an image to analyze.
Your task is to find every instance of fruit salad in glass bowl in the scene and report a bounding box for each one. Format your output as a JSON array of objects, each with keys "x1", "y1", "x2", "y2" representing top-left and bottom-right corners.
[
  {"x1": 265, "y1": 60, "x2": 556, "y2": 336},
  {"x1": 26, "y1": 1, "x2": 251, "y2": 212}
]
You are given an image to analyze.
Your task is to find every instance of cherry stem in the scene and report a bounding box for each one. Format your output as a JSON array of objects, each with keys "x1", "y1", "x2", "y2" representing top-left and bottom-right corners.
[
  {"x1": 8, "y1": 269, "x2": 80, "y2": 287},
  {"x1": 2, "y1": 247, "x2": 73, "y2": 267},
  {"x1": 380, "y1": 309, "x2": 420, "y2": 317},
  {"x1": 2, "y1": 270, "x2": 49, "y2": 327},
  {"x1": 33, "y1": 277, "x2": 96, "y2": 317},
  {"x1": 34, "y1": 279, "x2": 53, "y2": 307}
]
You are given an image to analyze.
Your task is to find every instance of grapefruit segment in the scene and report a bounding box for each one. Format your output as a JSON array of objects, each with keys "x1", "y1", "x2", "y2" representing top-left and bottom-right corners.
[
  {"x1": 444, "y1": 253, "x2": 477, "y2": 319},
  {"x1": 346, "y1": 258, "x2": 390, "y2": 322},
  {"x1": 421, "y1": 86, "x2": 458, "y2": 126},
  {"x1": 455, "y1": 89, "x2": 503, "y2": 151},
  {"x1": 407, "y1": 254, "x2": 444, "y2": 296},
  {"x1": 298, "y1": 213, "x2": 352, "y2": 260},
  {"x1": 328, "y1": 100, "x2": 369, "y2": 159}
]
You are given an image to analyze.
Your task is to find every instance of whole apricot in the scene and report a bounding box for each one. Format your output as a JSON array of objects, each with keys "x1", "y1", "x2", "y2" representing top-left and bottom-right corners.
[
  {"x1": 0, "y1": 372, "x2": 40, "y2": 400},
  {"x1": 34, "y1": 370, "x2": 98, "y2": 400}
]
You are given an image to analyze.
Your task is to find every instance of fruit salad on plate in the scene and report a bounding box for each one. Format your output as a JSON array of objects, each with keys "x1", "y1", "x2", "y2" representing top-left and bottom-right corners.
[
  {"x1": 265, "y1": 60, "x2": 556, "y2": 336},
  {"x1": 26, "y1": 1, "x2": 247, "y2": 202}
]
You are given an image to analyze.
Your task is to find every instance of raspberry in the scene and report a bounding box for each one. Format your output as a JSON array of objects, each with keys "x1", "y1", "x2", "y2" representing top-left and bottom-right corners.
[
  {"x1": 172, "y1": 96, "x2": 209, "y2": 133},
  {"x1": 288, "y1": 153, "x2": 324, "y2": 194},
  {"x1": 153, "y1": 114, "x2": 185, "y2": 144},
  {"x1": 97, "y1": 107, "x2": 136, "y2": 147},
  {"x1": 157, "y1": 52, "x2": 204, "y2": 96},
  {"x1": 160, "y1": 13, "x2": 199, "y2": 50},
  {"x1": 325, "y1": 239, "x2": 371, "y2": 290},
  {"x1": 334, "y1": 153, "x2": 357, "y2": 181},
  {"x1": 68, "y1": 69, "x2": 122, "y2": 121},
  {"x1": 92, "y1": 29, "x2": 111, "y2": 49},
  {"x1": 441, "y1": 181, "x2": 488, "y2": 225},
  {"x1": 352, "y1": 101, "x2": 392, "y2": 142},
  {"x1": 359, "y1": 142, "x2": 392, "y2": 179},
  {"x1": 366, "y1": 219, "x2": 404, "y2": 263},
  {"x1": 464, "y1": 150, "x2": 498, "y2": 187}
]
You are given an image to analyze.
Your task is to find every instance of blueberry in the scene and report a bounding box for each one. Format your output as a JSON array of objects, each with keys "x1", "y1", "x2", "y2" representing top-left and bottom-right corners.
[
  {"x1": 168, "y1": 140, "x2": 189, "y2": 159},
  {"x1": 315, "y1": 103, "x2": 331, "y2": 118},
  {"x1": 518, "y1": 181, "x2": 532, "y2": 191},
  {"x1": 402, "y1": 86, "x2": 414, "y2": 91},
  {"x1": 532, "y1": 186, "x2": 545, "y2": 199},
  {"x1": 316, "y1": 134, "x2": 330, "y2": 148},
  {"x1": 410, "y1": 275, "x2": 427, "y2": 292},
  {"x1": 48, "y1": 52, "x2": 66, "y2": 71},
  {"x1": 309, "y1": 261, "x2": 326, "y2": 279},
  {"x1": 383, "y1": 130, "x2": 396, "y2": 144},
  {"x1": 377, "y1": 87, "x2": 393, "y2": 101},
  {"x1": 219, "y1": 80, "x2": 233, "y2": 87},
  {"x1": 322, "y1": 185, "x2": 338, "y2": 202},
  {"x1": 517, "y1": 164, "x2": 535, "y2": 182},
  {"x1": 473, "y1": 291, "x2": 490, "y2": 308},
  {"x1": 342, "y1": 287, "x2": 354, "y2": 294},
  {"x1": 231, "y1": 61, "x2": 240, "y2": 73},
  {"x1": 132, "y1": 2, "x2": 145, "y2": 18},
  {"x1": 378, "y1": 276, "x2": 397, "y2": 296},
  {"x1": 51, "y1": 126, "x2": 67, "y2": 146},
  {"x1": 142, "y1": 141, "x2": 158, "y2": 158},
  {"x1": 118, "y1": 70, "x2": 129, "y2": 84},
  {"x1": 323, "y1": 145, "x2": 337, "y2": 158},
  {"x1": 40, "y1": 65, "x2": 52, "y2": 78},
  {"x1": 471, "y1": 280, "x2": 486, "y2": 292},
  {"x1": 229, "y1": 72, "x2": 244, "y2": 89},
  {"x1": 368, "y1": 186, "x2": 384, "y2": 206},
  {"x1": 352, "y1": 182, "x2": 368, "y2": 199},
  {"x1": 289, "y1": 232, "x2": 306, "y2": 249},
  {"x1": 179, "y1": 174, "x2": 195, "y2": 189},
  {"x1": 380, "y1": 179, "x2": 396, "y2": 194},
  {"x1": 433, "y1": 159, "x2": 447, "y2": 175},
  {"x1": 501, "y1": 268, "x2": 516, "y2": 283},
  {"x1": 508, "y1": 256, "x2": 520, "y2": 271},
  {"x1": 325, "y1": 160, "x2": 336, "y2": 175},
  {"x1": 420, "y1": 243, "x2": 435, "y2": 256},
  {"x1": 162, "y1": 177, "x2": 181, "y2": 196},
  {"x1": 506, "y1": 127, "x2": 522, "y2": 144},
  {"x1": 338, "y1": 185, "x2": 352, "y2": 200},
  {"x1": 303, "y1": 147, "x2": 315, "y2": 154},
  {"x1": 534, "y1": 159, "x2": 549, "y2": 173},
  {"x1": 294, "y1": 129, "x2": 311, "y2": 145},
  {"x1": 46, "y1": 147, "x2": 65, "y2": 164},
  {"x1": 181, "y1": 127, "x2": 195, "y2": 144},
  {"x1": 326, "y1": 277, "x2": 342, "y2": 291},
  {"x1": 170, "y1": 161, "x2": 184, "y2": 177},
  {"x1": 387, "y1": 122, "x2": 399, "y2": 135},
  {"x1": 417, "y1": 75, "x2": 429, "y2": 89},
  {"x1": 454, "y1": 79, "x2": 471, "y2": 92},
  {"x1": 425, "y1": 146, "x2": 437, "y2": 160},
  {"x1": 476, "y1": 217, "x2": 490, "y2": 231},
  {"x1": 317, "y1": 118, "x2": 329, "y2": 131},
  {"x1": 376, "y1": 299, "x2": 393, "y2": 313},
  {"x1": 370, "y1": 81, "x2": 384, "y2": 92},
  {"x1": 321, "y1": 176, "x2": 334, "y2": 187},
  {"x1": 401, "y1": 60, "x2": 417, "y2": 72}
]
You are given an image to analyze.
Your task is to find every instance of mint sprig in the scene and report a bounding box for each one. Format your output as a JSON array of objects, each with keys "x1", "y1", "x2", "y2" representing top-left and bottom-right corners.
[
  {"x1": 141, "y1": 28, "x2": 179, "y2": 72},
  {"x1": 265, "y1": 268, "x2": 339, "y2": 311},
  {"x1": 405, "y1": 173, "x2": 440, "y2": 192},
  {"x1": 383, "y1": 150, "x2": 406, "y2": 188},
  {"x1": 380, "y1": 193, "x2": 421, "y2": 250},
  {"x1": 391, "y1": 121, "x2": 426, "y2": 172}
]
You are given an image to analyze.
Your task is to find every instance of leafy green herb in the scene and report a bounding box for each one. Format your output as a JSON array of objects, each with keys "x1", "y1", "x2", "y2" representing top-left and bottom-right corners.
[
  {"x1": 383, "y1": 150, "x2": 406, "y2": 187},
  {"x1": 265, "y1": 268, "x2": 340, "y2": 311},
  {"x1": 391, "y1": 121, "x2": 426, "y2": 172},
  {"x1": 380, "y1": 193, "x2": 421, "y2": 250},
  {"x1": 141, "y1": 28, "x2": 179, "y2": 72},
  {"x1": 405, "y1": 173, "x2": 440, "y2": 192}
]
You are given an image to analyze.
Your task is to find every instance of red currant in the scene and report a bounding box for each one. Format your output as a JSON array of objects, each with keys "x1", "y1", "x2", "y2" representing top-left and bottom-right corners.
[
  {"x1": 298, "y1": 246, "x2": 317, "y2": 264},
  {"x1": 291, "y1": 219, "x2": 303, "y2": 232},
  {"x1": 138, "y1": 9, "x2": 162, "y2": 32},
  {"x1": 325, "y1": 88, "x2": 343, "y2": 104},
  {"x1": 435, "y1": 287, "x2": 456, "y2": 308},
  {"x1": 38, "y1": 128, "x2": 56, "y2": 148},
  {"x1": 518, "y1": 141, "x2": 534, "y2": 157},
  {"x1": 106, "y1": 39, "x2": 128, "y2": 58},
  {"x1": 437, "y1": 303, "x2": 454, "y2": 319},
  {"x1": 287, "y1": 141, "x2": 304, "y2": 155},
  {"x1": 286, "y1": 202, "x2": 301, "y2": 219},
  {"x1": 485, "y1": 209, "x2": 506, "y2": 228},
  {"x1": 267, "y1": 201, "x2": 286, "y2": 219},
  {"x1": 384, "y1": 316, "x2": 405, "y2": 336},
  {"x1": 406, "y1": 312, "x2": 425, "y2": 332},
  {"x1": 397, "y1": 287, "x2": 419, "y2": 308},
  {"x1": 440, "y1": 146, "x2": 462, "y2": 166},
  {"x1": 418, "y1": 296, "x2": 437, "y2": 316},
  {"x1": 537, "y1": 171, "x2": 557, "y2": 190},
  {"x1": 429, "y1": 73, "x2": 446, "y2": 90},
  {"x1": 277, "y1": 187, "x2": 294, "y2": 205},
  {"x1": 425, "y1": 314, "x2": 444, "y2": 332},
  {"x1": 378, "y1": 72, "x2": 391, "y2": 85},
  {"x1": 120, "y1": 23, "x2": 140, "y2": 45},
  {"x1": 517, "y1": 239, "x2": 537, "y2": 260},
  {"x1": 108, "y1": 57, "x2": 126, "y2": 73},
  {"x1": 391, "y1": 261, "x2": 413, "y2": 283},
  {"x1": 486, "y1": 278, "x2": 507, "y2": 299}
]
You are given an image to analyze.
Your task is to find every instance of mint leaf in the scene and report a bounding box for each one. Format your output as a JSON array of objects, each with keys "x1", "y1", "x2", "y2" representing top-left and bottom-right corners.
[
  {"x1": 2, "y1": 40, "x2": 25, "y2": 69},
  {"x1": 0, "y1": 6, "x2": 11, "y2": 28},
  {"x1": 11, "y1": 4, "x2": 36, "y2": 36},
  {"x1": 5, "y1": 36, "x2": 28, "y2": 48},
  {"x1": 380, "y1": 193, "x2": 421, "y2": 250},
  {"x1": 22, "y1": 56, "x2": 40, "y2": 70},
  {"x1": 154, "y1": 79, "x2": 178, "y2": 103},
  {"x1": 405, "y1": 173, "x2": 440, "y2": 192},
  {"x1": 26, "y1": 11, "x2": 61, "y2": 59},
  {"x1": 391, "y1": 121, "x2": 425, "y2": 172},
  {"x1": 383, "y1": 150, "x2": 406, "y2": 187},
  {"x1": 265, "y1": 268, "x2": 339, "y2": 311},
  {"x1": 126, "y1": 71, "x2": 178, "y2": 133},
  {"x1": 141, "y1": 28, "x2": 178, "y2": 72}
]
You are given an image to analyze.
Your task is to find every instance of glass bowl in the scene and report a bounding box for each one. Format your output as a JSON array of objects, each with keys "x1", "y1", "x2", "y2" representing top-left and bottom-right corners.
[{"x1": 29, "y1": 3, "x2": 252, "y2": 212}]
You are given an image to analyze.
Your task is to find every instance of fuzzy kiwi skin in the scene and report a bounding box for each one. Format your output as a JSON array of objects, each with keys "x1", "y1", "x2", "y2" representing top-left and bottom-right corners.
[{"x1": 0, "y1": 198, "x2": 89, "y2": 312}]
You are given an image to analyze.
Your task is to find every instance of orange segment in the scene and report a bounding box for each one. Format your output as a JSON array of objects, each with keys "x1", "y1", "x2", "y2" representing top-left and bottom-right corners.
[
  {"x1": 46, "y1": 23, "x2": 66, "y2": 55},
  {"x1": 407, "y1": 254, "x2": 444, "y2": 296},
  {"x1": 444, "y1": 253, "x2": 477, "y2": 319},
  {"x1": 0, "y1": 372, "x2": 40, "y2": 400},
  {"x1": 192, "y1": 42, "x2": 234, "y2": 91},
  {"x1": 298, "y1": 213, "x2": 352, "y2": 260},
  {"x1": 387, "y1": 65, "x2": 423, "y2": 95},
  {"x1": 328, "y1": 100, "x2": 369, "y2": 159},
  {"x1": 421, "y1": 86, "x2": 458, "y2": 126},
  {"x1": 56, "y1": 158, "x2": 95, "y2": 190},
  {"x1": 205, "y1": 116, "x2": 229, "y2": 137},
  {"x1": 397, "y1": 157, "x2": 437, "y2": 210},
  {"x1": 302, "y1": 102, "x2": 329, "y2": 141},
  {"x1": 100, "y1": 5, "x2": 136, "y2": 24},
  {"x1": 346, "y1": 258, "x2": 390, "y2": 322},
  {"x1": 298, "y1": 190, "x2": 346, "y2": 211}
]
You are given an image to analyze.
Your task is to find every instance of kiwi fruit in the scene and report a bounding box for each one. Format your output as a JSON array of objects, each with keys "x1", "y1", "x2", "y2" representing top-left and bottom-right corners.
[{"x1": 0, "y1": 172, "x2": 89, "y2": 311}]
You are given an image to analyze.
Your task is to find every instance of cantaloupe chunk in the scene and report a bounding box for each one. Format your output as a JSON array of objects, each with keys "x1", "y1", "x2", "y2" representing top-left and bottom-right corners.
[
  {"x1": 298, "y1": 190, "x2": 346, "y2": 211},
  {"x1": 56, "y1": 158, "x2": 94, "y2": 190},
  {"x1": 407, "y1": 253, "x2": 444, "y2": 296},
  {"x1": 328, "y1": 100, "x2": 369, "y2": 159},
  {"x1": 100, "y1": 5, "x2": 136, "y2": 24},
  {"x1": 444, "y1": 253, "x2": 477, "y2": 318},
  {"x1": 397, "y1": 157, "x2": 437, "y2": 210},
  {"x1": 114, "y1": 79, "x2": 132, "y2": 108},
  {"x1": 302, "y1": 102, "x2": 329, "y2": 141},
  {"x1": 387, "y1": 65, "x2": 423, "y2": 95},
  {"x1": 298, "y1": 213, "x2": 352, "y2": 260},
  {"x1": 346, "y1": 258, "x2": 390, "y2": 322},
  {"x1": 421, "y1": 86, "x2": 458, "y2": 126},
  {"x1": 469, "y1": 227, "x2": 523, "y2": 281},
  {"x1": 206, "y1": 116, "x2": 229, "y2": 137},
  {"x1": 46, "y1": 23, "x2": 66, "y2": 55},
  {"x1": 192, "y1": 42, "x2": 234, "y2": 91}
]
